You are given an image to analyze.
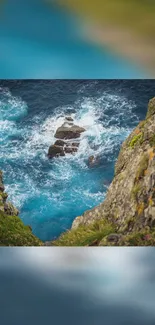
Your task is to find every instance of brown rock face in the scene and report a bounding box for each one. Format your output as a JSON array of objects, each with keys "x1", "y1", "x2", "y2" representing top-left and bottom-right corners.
[
  {"x1": 48, "y1": 117, "x2": 84, "y2": 158},
  {"x1": 64, "y1": 146, "x2": 78, "y2": 154},
  {"x1": 48, "y1": 140, "x2": 80, "y2": 158},
  {"x1": 65, "y1": 116, "x2": 74, "y2": 122},
  {"x1": 48, "y1": 145, "x2": 65, "y2": 158},
  {"x1": 72, "y1": 97, "x2": 155, "y2": 235},
  {"x1": 54, "y1": 140, "x2": 66, "y2": 147},
  {"x1": 0, "y1": 170, "x2": 19, "y2": 216},
  {"x1": 0, "y1": 171, "x2": 4, "y2": 192},
  {"x1": 54, "y1": 125, "x2": 85, "y2": 140}
]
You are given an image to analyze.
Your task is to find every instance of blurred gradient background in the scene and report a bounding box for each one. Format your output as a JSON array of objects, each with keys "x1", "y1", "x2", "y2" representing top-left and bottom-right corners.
[
  {"x1": 1, "y1": 248, "x2": 155, "y2": 324},
  {"x1": 0, "y1": 1, "x2": 155, "y2": 323},
  {"x1": 0, "y1": 0, "x2": 154, "y2": 78}
]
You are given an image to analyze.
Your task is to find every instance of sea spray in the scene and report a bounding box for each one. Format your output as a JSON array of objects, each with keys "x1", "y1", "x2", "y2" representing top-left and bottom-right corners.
[{"x1": 0, "y1": 80, "x2": 150, "y2": 241}]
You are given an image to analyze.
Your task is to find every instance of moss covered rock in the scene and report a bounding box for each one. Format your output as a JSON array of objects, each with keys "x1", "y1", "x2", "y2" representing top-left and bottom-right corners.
[
  {"x1": 0, "y1": 170, "x2": 43, "y2": 246},
  {"x1": 53, "y1": 97, "x2": 155, "y2": 246},
  {"x1": 0, "y1": 211, "x2": 42, "y2": 246}
]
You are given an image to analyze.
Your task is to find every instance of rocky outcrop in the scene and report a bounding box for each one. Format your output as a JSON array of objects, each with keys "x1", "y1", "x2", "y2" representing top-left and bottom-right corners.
[
  {"x1": 53, "y1": 97, "x2": 155, "y2": 246},
  {"x1": 48, "y1": 117, "x2": 85, "y2": 158},
  {"x1": 48, "y1": 144, "x2": 65, "y2": 158},
  {"x1": 88, "y1": 155, "x2": 100, "y2": 168},
  {"x1": 0, "y1": 171, "x2": 43, "y2": 246},
  {"x1": 54, "y1": 124, "x2": 85, "y2": 140}
]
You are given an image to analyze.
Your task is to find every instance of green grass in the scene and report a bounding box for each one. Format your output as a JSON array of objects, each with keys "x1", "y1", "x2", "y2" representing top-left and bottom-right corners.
[
  {"x1": 131, "y1": 183, "x2": 141, "y2": 200},
  {"x1": 149, "y1": 134, "x2": 155, "y2": 147},
  {"x1": 129, "y1": 133, "x2": 143, "y2": 148},
  {"x1": 120, "y1": 229, "x2": 155, "y2": 246},
  {"x1": 136, "y1": 154, "x2": 149, "y2": 180},
  {"x1": 0, "y1": 211, "x2": 43, "y2": 246},
  {"x1": 146, "y1": 98, "x2": 155, "y2": 118},
  {"x1": 52, "y1": 219, "x2": 115, "y2": 246}
]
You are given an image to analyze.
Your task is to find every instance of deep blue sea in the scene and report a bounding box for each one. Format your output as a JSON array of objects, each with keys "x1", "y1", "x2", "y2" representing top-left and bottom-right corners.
[
  {"x1": 0, "y1": 80, "x2": 155, "y2": 241},
  {"x1": 0, "y1": 0, "x2": 147, "y2": 78}
]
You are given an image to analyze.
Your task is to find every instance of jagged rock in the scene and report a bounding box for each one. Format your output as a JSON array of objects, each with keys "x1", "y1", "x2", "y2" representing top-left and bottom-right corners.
[
  {"x1": 0, "y1": 169, "x2": 43, "y2": 246},
  {"x1": 71, "y1": 97, "x2": 155, "y2": 233},
  {"x1": 48, "y1": 119, "x2": 82, "y2": 158},
  {"x1": 64, "y1": 146, "x2": 78, "y2": 154},
  {"x1": 0, "y1": 171, "x2": 4, "y2": 192},
  {"x1": 48, "y1": 145, "x2": 65, "y2": 158},
  {"x1": 71, "y1": 142, "x2": 79, "y2": 148},
  {"x1": 48, "y1": 141, "x2": 80, "y2": 158},
  {"x1": 54, "y1": 140, "x2": 66, "y2": 147},
  {"x1": 53, "y1": 97, "x2": 155, "y2": 246},
  {"x1": 54, "y1": 125, "x2": 85, "y2": 140},
  {"x1": 4, "y1": 202, "x2": 19, "y2": 216},
  {"x1": 88, "y1": 155, "x2": 99, "y2": 167},
  {"x1": 65, "y1": 116, "x2": 74, "y2": 122}
]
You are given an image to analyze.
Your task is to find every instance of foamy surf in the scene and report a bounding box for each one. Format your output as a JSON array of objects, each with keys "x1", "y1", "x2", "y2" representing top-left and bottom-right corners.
[{"x1": 0, "y1": 81, "x2": 144, "y2": 241}]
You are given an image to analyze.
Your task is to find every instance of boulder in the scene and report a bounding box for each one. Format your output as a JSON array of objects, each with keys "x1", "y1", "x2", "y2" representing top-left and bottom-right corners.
[
  {"x1": 54, "y1": 140, "x2": 66, "y2": 147},
  {"x1": 88, "y1": 155, "x2": 99, "y2": 167},
  {"x1": 71, "y1": 142, "x2": 79, "y2": 148},
  {"x1": 64, "y1": 147, "x2": 78, "y2": 154},
  {"x1": 4, "y1": 202, "x2": 19, "y2": 216},
  {"x1": 65, "y1": 116, "x2": 74, "y2": 122},
  {"x1": 48, "y1": 145, "x2": 65, "y2": 158},
  {"x1": 54, "y1": 125, "x2": 85, "y2": 140},
  {"x1": 106, "y1": 234, "x2": 122, "y2": 243}
]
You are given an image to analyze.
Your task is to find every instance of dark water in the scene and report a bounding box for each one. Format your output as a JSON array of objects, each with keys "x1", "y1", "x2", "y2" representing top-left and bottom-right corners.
[
  {"x1": 0, "y1": 0, "x2": 147, "y2": 78},
  {"x1": 0, "y1": 80, "x2": 155, "y2": 241}
]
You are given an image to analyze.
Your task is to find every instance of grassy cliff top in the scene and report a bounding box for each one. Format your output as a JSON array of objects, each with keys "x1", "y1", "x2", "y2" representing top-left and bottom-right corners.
[{"x1": 0, "y1": 211, "x2": 43, "y2": 246}]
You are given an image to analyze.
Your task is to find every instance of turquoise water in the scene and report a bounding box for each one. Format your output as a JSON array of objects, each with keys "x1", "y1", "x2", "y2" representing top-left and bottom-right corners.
[
  {"x1": 1, "y1": 80, "x2": 155, "y2": 241},
  {"x1": 0, "y1": 0, "x2": 147, "y2": 78}
]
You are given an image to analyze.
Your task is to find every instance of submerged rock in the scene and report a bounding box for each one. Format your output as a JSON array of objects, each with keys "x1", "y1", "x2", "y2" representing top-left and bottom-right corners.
[{"x1": 88, "y1": 155, "x2": 100, "y2": 167}]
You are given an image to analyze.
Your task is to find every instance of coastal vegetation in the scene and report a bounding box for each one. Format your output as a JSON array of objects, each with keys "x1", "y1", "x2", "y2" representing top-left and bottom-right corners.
[{"x1": 1, "y1": 96, "x2": 155, "y2": 246}]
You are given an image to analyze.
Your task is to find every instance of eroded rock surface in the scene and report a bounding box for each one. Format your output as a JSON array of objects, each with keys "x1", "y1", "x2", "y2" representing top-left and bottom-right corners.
[
  {"x1": 48, "y1": 117, "x2": 84, "y2": 158},
  {"x1": 73, "y1": 98, "x2": 155, "y2": 232},
  {"x1": 54, "y1": 124, "x2": 85, "y2": 140},
  {"x1": 0, "y1": 170, "x2": 43, "y2": 246},
  {"x1": 53, "y1": 97, "x2": 155, "y2": 246}
]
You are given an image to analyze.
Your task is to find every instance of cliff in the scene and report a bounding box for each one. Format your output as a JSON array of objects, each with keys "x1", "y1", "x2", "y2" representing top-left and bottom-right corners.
[
  {"x1": 53, "y1": 97, "x2": 155, "y2": 246},
  {"x1": 0, "y1": 171, "x2": 42, "y2": 246}
]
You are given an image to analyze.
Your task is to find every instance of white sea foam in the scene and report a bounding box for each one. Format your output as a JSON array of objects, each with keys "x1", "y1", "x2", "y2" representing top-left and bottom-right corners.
[{"x1": 0, "y1": 86, "x2": 141, "y2": 237}]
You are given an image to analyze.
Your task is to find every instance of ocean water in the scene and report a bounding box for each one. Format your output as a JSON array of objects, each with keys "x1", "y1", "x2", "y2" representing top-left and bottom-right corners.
[
  {"x1": 0, "y1": 80, "x2": 155, "y2": 241},
  {"x1": 0, "y1": 0, "x2": 147, "y2": 78}
]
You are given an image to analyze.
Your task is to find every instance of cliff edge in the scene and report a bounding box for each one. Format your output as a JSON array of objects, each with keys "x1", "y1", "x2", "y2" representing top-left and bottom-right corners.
[
  {"x1": 0, "y1": 171, "x2": 42, "y2": 246},
  {"x1": 53, "y1": 97, "x2": 155, "y2": 246}
]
